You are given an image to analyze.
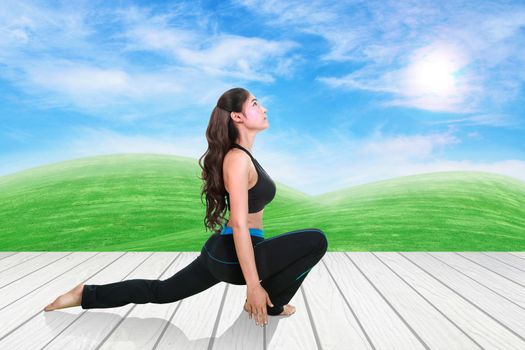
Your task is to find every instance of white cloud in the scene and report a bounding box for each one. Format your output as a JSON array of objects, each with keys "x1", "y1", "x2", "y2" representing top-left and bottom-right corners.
[
  {"x1": 2, "y1": 127, "x2": 32, "y2": 143},
  {"x1": 9, "y1": 60, "x2": 236, "y2": 120},
  {"x1": 28, "y1": 63, "x2": 132, "y2": 95},
  {"x1": 0, "y1": 1, "x2": 93, "y2": 54},
  {"x1": 317, "y1": 41, "x2": 482, "y2": 113},
  {"x1": 0, "y1": 1, "x2": 300, "y2": 120},
  {"x1": 2, "y1": 125, "x2": 524, "y2": 196},
  {"x1": 0, "y1": 126, "x2": 207, "y2": 177},
  {"x1": 358, "y1": 131, "x2": 461, "y2": 162},
  {"x1": 466, "y1": 131, "x2": 481, "y2": 139},
  {"x1": 238, "y1": 0, "x2": 525, "y2": 114},
  {"x1": 67, "y1": 126, "x2": 206, "y2": 159},
  {"x1": 239, "y1": 126, "x2": 525, "y2": 195},
  {"x1": 424, "y1": 113, "x2": 523, "y2": 128},
  {"x1": 116, "y1": 4, "x2": 302, "y2": 81}
]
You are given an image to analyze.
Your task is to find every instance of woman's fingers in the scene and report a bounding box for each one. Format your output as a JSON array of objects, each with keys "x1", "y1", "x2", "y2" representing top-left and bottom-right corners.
[
  {"x1": 247, "y1": 305, "x2": 268, "y2": 326},
  {"x1": 260, "y1": 308, "x2": 266, "y2": 324},
  {"x1": 255, "y1": 307, "x2": 267, "y2": 326}
]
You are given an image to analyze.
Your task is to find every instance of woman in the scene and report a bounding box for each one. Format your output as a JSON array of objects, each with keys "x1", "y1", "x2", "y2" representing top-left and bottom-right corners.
[{"x1": 43, "y1": 87, "x2": 328, "y2": 328}]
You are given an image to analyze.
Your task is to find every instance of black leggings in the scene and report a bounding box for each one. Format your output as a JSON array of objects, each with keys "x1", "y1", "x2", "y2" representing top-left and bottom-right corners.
[{"x1": 81, "y1": 227, "x2": 328, "y2": 316}]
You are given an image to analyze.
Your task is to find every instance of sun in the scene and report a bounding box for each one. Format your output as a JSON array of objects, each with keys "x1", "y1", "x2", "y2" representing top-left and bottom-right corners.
[{"x1": 405, "y1": 47, "x2": 460, "y2": 96}]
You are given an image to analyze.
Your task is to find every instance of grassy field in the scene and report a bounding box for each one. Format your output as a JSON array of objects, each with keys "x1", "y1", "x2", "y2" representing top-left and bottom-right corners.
[{"x1": 0, "y1": 154, "x2": 524, "y2": 251}]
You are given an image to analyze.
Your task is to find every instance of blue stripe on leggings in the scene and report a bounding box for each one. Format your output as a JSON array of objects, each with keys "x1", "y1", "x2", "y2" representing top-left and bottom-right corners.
[
  {"x1": 209, "y1": 227, "x2": 325, "y2": 269},
  {"x1": 220, "y1": 224, "x2": 265, "y2": 238},
  {"x1": 295, "y1": 267, "x2": 313, "y2": 281}
]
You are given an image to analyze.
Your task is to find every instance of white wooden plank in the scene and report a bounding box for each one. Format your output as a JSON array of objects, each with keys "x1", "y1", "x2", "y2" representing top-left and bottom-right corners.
[
  {"x1": 4, "y1": 251, "x2": 524, "y2": 348},
  {"x1": 0, "y1": 252, "x2": 18, "y2": 260},
  {"x1": 0, "y1": 252, "x2": 95, "y2": 311},
  {"x1": 324, "y1": 253, "x2": 425, "y2": 350},
  {"x1": 43, "y1": 252, "x2": 175, "y2": 349},
  {"x1": 97, "y1": 252, "x2": 220, "y2": 350},
  {"x1": 0, "y1": 252, "x2": 70, "y2": 287},
  {"x1": 482, "y1": 253, "x2": 525, "y2": 272},
  {"x1": 266, "y1": 277, "x2": 317, "y2": 350},
  {"x1": 0, "y1": 252, "x2": 116, "y2": 344},
  {"x1": 0, "y1": 252, "x2": 46, "y2": 275},
  {"x1": 152, "y1": 255, "x2": 227, "y2": 349},
  {"x1": 351, "y1": 252, "x2": 477, "y2": 349},
  {"x1": 378, "y1": 252, "x2": 524, "y2": 349},
  {"x1": 483, "y1": 253, "x2": 525, "y2": 271},
  {"x1": 300, "y1": 255, "x2": 372, "y2": 349},
  {"x1": 212, "y1": 283, "x2": 264, "y2": 349},
  {"x1": 509, "y1": 252, "x2": 525, "y2": 259},
  {"x1": 400, "y1": 252, "x2": 525, "y2": 339},
  {"x1": 430, "y1": 253, "x2": 525, "y2": 308},
  {"x1": 455, "y1": 253, "x2": 525, "y2": 286}
]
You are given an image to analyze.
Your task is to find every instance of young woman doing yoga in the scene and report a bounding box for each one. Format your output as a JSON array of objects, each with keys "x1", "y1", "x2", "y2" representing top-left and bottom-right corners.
[{"x1": 44, "y1": 87, "x2": 328, "y2": 328}]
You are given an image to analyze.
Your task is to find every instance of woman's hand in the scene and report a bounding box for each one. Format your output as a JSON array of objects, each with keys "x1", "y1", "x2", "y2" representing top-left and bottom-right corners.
[{"x1": 246, "y1": 283, "x2": 274, "y2": 327}]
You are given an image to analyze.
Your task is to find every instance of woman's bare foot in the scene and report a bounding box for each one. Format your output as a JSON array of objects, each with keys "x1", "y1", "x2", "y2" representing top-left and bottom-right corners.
[
  {"x1": 243, "y1": 299, "x2": 296, "y2": 316},
  {"x1": 43, "y1": 283, "x2": 84, "y2": 312},
  {"x1": 278, "y1": 304, "x2": 296, "y2": 316}
]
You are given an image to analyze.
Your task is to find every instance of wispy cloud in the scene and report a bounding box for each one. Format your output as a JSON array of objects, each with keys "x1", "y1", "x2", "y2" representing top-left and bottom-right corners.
[
  {"x1": 118, "y1": 5, "x2": 300, "y2": 81},
  {"x1": 67, "y1": 126, "x2": 205, "y2": 158},
  {"x1": 318, "y1": 41, "x2": 484, "y2": 113},
  {"x1": 1, "y1": 124, "x2": 523, "y2": 195},
  {"x1": 237, "y1": 0, "x2": 525, "y2": 114},
  {"x1": 358, "y1": 130, "x2": 461, "y2": 162},
  {"x1": 424, "y1": 113, "x2": 522, "y2": 128},
  {"x1": 261, "y1": 127, "x2": 525, "y2": 195},
  {"x1": 2, "y1": 127, "x2": 33, "y2": 143},
  {"x1": 0, "y1": 1, "x2": 300, "y2": 120}
]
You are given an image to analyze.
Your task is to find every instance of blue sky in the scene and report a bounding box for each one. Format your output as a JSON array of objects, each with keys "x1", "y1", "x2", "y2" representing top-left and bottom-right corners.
[{"x1": 1, "y1": 0, "x2": 524, "y2": 195}]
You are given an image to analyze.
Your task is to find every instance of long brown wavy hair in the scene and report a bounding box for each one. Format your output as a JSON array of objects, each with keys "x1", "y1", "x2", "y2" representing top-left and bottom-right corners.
[{"x1": 198, "y1": 87, "x2": 250, "y2": 234}]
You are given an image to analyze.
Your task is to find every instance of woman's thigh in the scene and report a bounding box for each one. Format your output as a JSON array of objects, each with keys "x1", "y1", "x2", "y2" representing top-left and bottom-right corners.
[
  {"x1": 253, "y1": 228, "x2": 327, "y2": 280},
  {"x1": 201, "y1": 228, "x2": 327, "y2": 285},
  {"x1": 201, "y1": 232, "x2": 263, "y2": 285}
]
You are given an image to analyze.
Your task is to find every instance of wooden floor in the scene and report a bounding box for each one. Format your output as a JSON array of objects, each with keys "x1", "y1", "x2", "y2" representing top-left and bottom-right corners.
[{"x1": 0, "y1": 251, "x2": 524, "y2": 350}]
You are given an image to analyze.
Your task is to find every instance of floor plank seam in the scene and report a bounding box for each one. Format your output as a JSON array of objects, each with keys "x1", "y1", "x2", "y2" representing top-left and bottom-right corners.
[
  {"x1": 96, "y1": 252, "x2": 182, "y2": 350},
  {"x1": 0, "y1": 252, "x2": 46, "y2": 274},
  {"x1": 479, "y1": 252, "x2": 525, "y2": 273},
  {"x1": 299, "y1": 283, "x2": 323, "y2": 350},
  {"x1": 401, "y1": 252, "x2": 525, "y2": 343},
  {"x1": 333, "y1": 254, "x2": 373, "y2": 349},
  {"x1": 372, "y1": 252, "x2": 482, "y2": 349}
]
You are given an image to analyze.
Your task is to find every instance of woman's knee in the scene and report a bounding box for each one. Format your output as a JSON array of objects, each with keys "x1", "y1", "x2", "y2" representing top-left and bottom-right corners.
[
  {"x1": 303, "y1": 228, "x2": 328, "y2": 253},
  {"x1": 315, "y1": 229, "x2": 328, "y2": 253}
]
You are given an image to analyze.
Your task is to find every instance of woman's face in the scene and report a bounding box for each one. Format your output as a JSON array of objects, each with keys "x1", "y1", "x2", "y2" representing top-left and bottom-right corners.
[{"x1": 241, "y1": 92, "x2": 268, "y2": 130}]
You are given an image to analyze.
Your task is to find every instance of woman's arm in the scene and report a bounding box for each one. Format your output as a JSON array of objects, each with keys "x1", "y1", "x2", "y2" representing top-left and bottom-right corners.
[
  {"x1": 232, "y1": 224, "x2": 260, "y2": 287},
  {"x1": 223, "y1": 150, "x2": 260, "y2": 287}
]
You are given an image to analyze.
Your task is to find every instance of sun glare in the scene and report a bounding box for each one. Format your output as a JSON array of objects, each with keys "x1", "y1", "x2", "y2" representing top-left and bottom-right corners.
[{"x1": 405, "y1": 48, "x2": 460, "y2": 96}]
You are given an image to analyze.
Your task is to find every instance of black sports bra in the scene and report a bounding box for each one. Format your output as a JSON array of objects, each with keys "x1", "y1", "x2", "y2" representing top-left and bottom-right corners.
[{"x1": 225, "y1": 143, "x2": 277, "y2": 213}]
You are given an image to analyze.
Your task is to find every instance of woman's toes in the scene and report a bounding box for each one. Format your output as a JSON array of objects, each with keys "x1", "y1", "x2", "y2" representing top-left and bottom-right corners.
[
  {"x1": 279, "y1": 304, "x2": 296, "y2": 316},
  {"x1": 44, "y1": 301, "x2": 55, "y2": 312},
  {"x1": 44, "y1": 290, "x2": 82, "y2": 312}
]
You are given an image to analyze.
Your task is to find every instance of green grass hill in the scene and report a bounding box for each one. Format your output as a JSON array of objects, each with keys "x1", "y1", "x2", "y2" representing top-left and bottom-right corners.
[{"x1": 0, "y1": 154, "x2": 524, "y2": 251}]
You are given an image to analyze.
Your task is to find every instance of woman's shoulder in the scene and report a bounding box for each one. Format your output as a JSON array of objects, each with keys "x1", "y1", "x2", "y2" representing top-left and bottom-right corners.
[
  {"x1": 224, "y1": 147, "x2": 250, "y2": 165},
  {"x1": 223, "y1": 148, "x2": 254, "y2": 178}
]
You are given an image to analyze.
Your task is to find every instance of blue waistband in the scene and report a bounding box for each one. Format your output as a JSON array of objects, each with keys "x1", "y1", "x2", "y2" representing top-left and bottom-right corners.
[{"x1": 220, "y1": 224, "x2": 264, "y2": 238}]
